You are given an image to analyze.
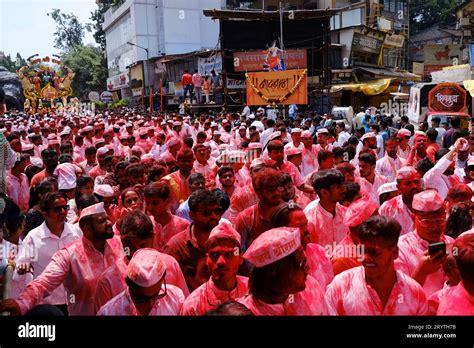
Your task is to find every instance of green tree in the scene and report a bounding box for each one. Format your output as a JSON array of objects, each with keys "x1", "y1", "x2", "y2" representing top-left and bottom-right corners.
[
  {"x1": 48, "y1": 9, "x2": 91, "y2": 52},
  {"x1": 90, "y1": 3, "x2": 111, "y2": 52},
  {"x1": 410, "y1": 0, "x2": 458, "y2": 35},
  {"x1": 0, "y1": 53, "x2": 28, "y2": 73},
  {"x1": 61, "y1": 44, "x2": 108, "y2": 100}
]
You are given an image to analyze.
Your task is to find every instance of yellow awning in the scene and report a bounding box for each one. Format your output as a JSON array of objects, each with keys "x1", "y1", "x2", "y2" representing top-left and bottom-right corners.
[
  {"x1": 330, "y1": 79, "x2": 392, "y2": 95},
  {"x1": 463, "y1": 80, "x2": 474, "y2": 96}
]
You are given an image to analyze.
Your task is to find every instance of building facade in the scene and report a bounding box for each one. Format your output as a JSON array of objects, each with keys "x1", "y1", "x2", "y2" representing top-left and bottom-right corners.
[{"x1": 103, "y1": 0, "x2": 224, "y2": 99}]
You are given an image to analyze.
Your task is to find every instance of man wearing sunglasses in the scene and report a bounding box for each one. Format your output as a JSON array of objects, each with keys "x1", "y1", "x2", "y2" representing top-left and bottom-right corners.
[
  {"x1": 181, "y1": 222, "x2": 248, "y2": 315},
  {"x1": 97, "y1": 248, "x2": 184, "y2": 316},
  {"x1": 325, "y1": 215, "x2": 428, "y2": 315},
  {"x1": 12, "y1": 192, "x2": 81, "y2": 315},
  {"x1": 395, "y1": 190, "x2": 455, "y2": 296}
]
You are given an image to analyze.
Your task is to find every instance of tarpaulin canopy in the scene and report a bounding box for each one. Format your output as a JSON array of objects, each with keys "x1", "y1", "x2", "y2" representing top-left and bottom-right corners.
[{"x1": 330, "y1": 79, "x2": 392, "y2": 95}]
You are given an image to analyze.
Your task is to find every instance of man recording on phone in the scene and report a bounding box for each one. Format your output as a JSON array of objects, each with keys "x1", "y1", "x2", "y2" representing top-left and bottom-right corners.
[{"x1": 395, "y1": 189, "x2": 454, "y2": 297}]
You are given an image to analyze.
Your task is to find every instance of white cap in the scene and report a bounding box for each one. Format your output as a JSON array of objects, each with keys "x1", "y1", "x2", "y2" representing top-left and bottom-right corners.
[
  {"x1": 127, "y1": 248, "x2": 166, "y2": 287},
  {"x1": 97, "y1": 147, "x2": 109, "y2": 156},
  {"x1": 94, "y1": 184, "x2": 114, "y2": 198},
  {"x1": 79, "y1": 202, "x2": 106, "y2": 221}
]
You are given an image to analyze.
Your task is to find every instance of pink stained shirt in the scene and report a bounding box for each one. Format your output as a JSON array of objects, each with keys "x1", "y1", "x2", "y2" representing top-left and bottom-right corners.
[
  {"x1": 358, "y1": 174, "x2": 389, "y2": 206},
  {"x1": 6, "y1": 172, "x2": 30, "y2": 213},
  {"x1": 395, "y1": 231, "x2": 455, "y2": 296},
  {"x1": 180, "y1": 275, "x2": 249, "y2": 316},
  {"x1": 280, "y1": 160, "x2": 303, "y2": 188},
  {"x1": 227, "y1": 185, "x2": 259, "y2": 224},
  {"x1": 306, "y1": 243, "x2": 334, "y2": 289},
  {"x1": 237, "y1": 275, "x2": 325, "y2": 315},
  {"x1": 151, "y1": 214, "x2": 190, "y2": 251},
  {"x1": 427, "y1": 283, "x2": 451, "y2": 315},
  {"x1": 301, "y1": 145, "x2": 319, "y2": 177},
  {"x1": 136, "y1": 139, "x2": 152, "y2": 154},
  {"x1": 192, "y1": 73, "x2": 203, "y2": 88},
  {"x1": 305, "y1": 202, "x2": 349, "y2": 252},
  {"x1": 94, "y1": 253, "x2": 190, "y2": 314},
  {"x1": 437, "y1": 283, "x2": 474, "y2": 315},
  {"x1": 235, "y1": 203, "x2": 274, "y2": 251},
  {"x1": 376, "y1": 155, "x2": 406, "y2": 183},
  {"x1": 16, "y1": 236, "x2": 124, "y2": 316},
  {"x1": 88, "y1": 165, "x2": 106, "y2": 180},
  {"x1": 97, "y1": 285, "x2": 184, "y2": 316},
  {"x1": 378, "y1": 195, "x2": 414, "y2": 236},
  {"x1": 193, "y1": 160, "x2": 217, "y2": 185},
  {"x1": 324, "y1": 266, "x2": 428, "y2": 316}
]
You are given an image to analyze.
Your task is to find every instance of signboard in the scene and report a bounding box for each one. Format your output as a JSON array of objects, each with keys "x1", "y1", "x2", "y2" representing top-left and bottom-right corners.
[
  {"x1": 428, "y1": 83, "x2": 467, "y2": 113},
  {"x1": 130, "y1": 63, "x2": 144, "y2": 97},
  {"x1": 424, "y1": 45, "x2": 464, "y2": 65},
  {"x1": 107, "y1": 72, "x2": 129, "y2": 91},
  {"x1": 377, "y1": 17, "x2": 393, "y2": 32},
  {"x1": 412, "y1": 62, "x2": 424, "y2": 77},
  {"x1": 233, "y1": 50, "x2": 307, "y2": 72},
  {"x1": 431, "y1": 64, "x2": 472, "y2": 83},
  {"x1": 351, "y1": 33, "x2": 384, "y2": 55},
  {"x1": 245, "y1": 69, "x2": 307, "y2": 106},
  {"x1": 198, "y1": 54, "x2": 222, "y2": 76},
  {"x1": 88, "y1": 91, "x2": 100, "y2": 102},
  {"x1": 227, "y1": 79, "x2": 246, "y2": 89},
  {"x1": 100, "y1": 91, "x2": 113, "y2": 103},
  {"x1": 384, "y1": 33, "x2": 405, "y2": 48}
]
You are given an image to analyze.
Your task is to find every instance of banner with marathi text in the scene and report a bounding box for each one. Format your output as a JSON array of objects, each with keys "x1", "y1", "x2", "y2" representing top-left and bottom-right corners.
[{"x1": 245, "y1": 69, "x2": 307, "y2": 106}]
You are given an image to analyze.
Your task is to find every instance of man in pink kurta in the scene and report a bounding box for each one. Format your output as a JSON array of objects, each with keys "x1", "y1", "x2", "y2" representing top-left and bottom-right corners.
[
  {"x1": 301, "y1": 130, "x2": 319, "y2": 177},
  {"x1": 358, "y1": 152, "x2": 389, "y2": 205},
  {"x1": 325, "y1": 215, "x2": 428, "y2": 315},
  {"x1": 94, "y1": 210, "x2": 189, "y2": 313},
  {"x1": 379, "y1": 166, "x2": 422, "y2": 235},
  {"x1": 395, "y1": 190, "x2": 454, "y2": 297},
  {"x1": 437, "y1": 233, "x2": 474, "y2": 315},
  {"x1": 180, "y1": 223, "x2": 248, "y2": 315},
  {"x1": 305, "y1": 169, "x2": 348, "y2": 252},
  {"x1": 375, "y1": 138, "x2": 406, "y2": 182},
  {"x1": 0, "y1": 203, "x2": 124, "y2": 316},
  {"x1": 97, "y1": 249, "x2": 184, "y2": 316}
]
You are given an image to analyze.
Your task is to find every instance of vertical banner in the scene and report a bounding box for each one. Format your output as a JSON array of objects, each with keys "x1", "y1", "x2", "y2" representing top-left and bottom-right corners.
[{"x1": 245, "y1": 69, "x2": 307, "y2": 106}]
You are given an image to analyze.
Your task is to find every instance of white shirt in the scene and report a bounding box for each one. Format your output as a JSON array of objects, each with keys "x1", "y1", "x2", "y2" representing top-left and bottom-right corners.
[
  {"x1": 376, "y1": 155, "x2": 406, "y2": 183},
  {"x1": 359, "y1": 174, "x2": 389, "y2": 206},
  {"x1": 97, "y1": 285, "x2": 184, "y2": 316},
  {"x1": 336, "y1": 131, "x2": 350, "y2": 148},
  {"x1": 423, "y1": 157, "x2": 454, "y2": 200},
  {"x1": 13, "y1": 222, "x2": 82, "y2": 305},
  {"x1": 435, "y1": 127, "x2": 446, "y2": 146}
]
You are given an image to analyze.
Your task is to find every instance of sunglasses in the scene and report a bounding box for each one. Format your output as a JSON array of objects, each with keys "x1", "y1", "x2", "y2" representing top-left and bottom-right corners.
[
  {"x1": 197, "y1": 208, "x2": 222, "y2": 217},
  {"x1": 50, "y1": 205, "x2": 69, "y2": 213}
]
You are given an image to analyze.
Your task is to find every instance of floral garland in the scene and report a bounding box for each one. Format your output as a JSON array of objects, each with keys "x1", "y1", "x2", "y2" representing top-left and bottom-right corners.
[{"x1": 245, "y1": 69, "x2": 307, "y2": 105}]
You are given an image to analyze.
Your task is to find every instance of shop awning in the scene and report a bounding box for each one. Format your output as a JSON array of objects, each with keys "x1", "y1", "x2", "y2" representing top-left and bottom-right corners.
[
  {"x1": 463, "y1": 80, "x2": 474, "y2": 96},
  {"x1": 353, "y1": 67, "x2": 422, "y2": 81},
  {"x1": 330, "y1": 79, "x2": 392, "y2": 95}
]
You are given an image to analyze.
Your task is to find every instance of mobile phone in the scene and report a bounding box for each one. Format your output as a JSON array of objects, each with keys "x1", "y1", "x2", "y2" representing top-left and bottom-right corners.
[{"x1": 428, "y1": 242, "x2": 446, "y2": 256}]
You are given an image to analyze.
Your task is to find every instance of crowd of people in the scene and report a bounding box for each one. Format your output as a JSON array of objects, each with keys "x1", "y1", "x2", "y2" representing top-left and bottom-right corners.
[{"x1": 0, "y1": 86, "x2": 473, "y2": 316}]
